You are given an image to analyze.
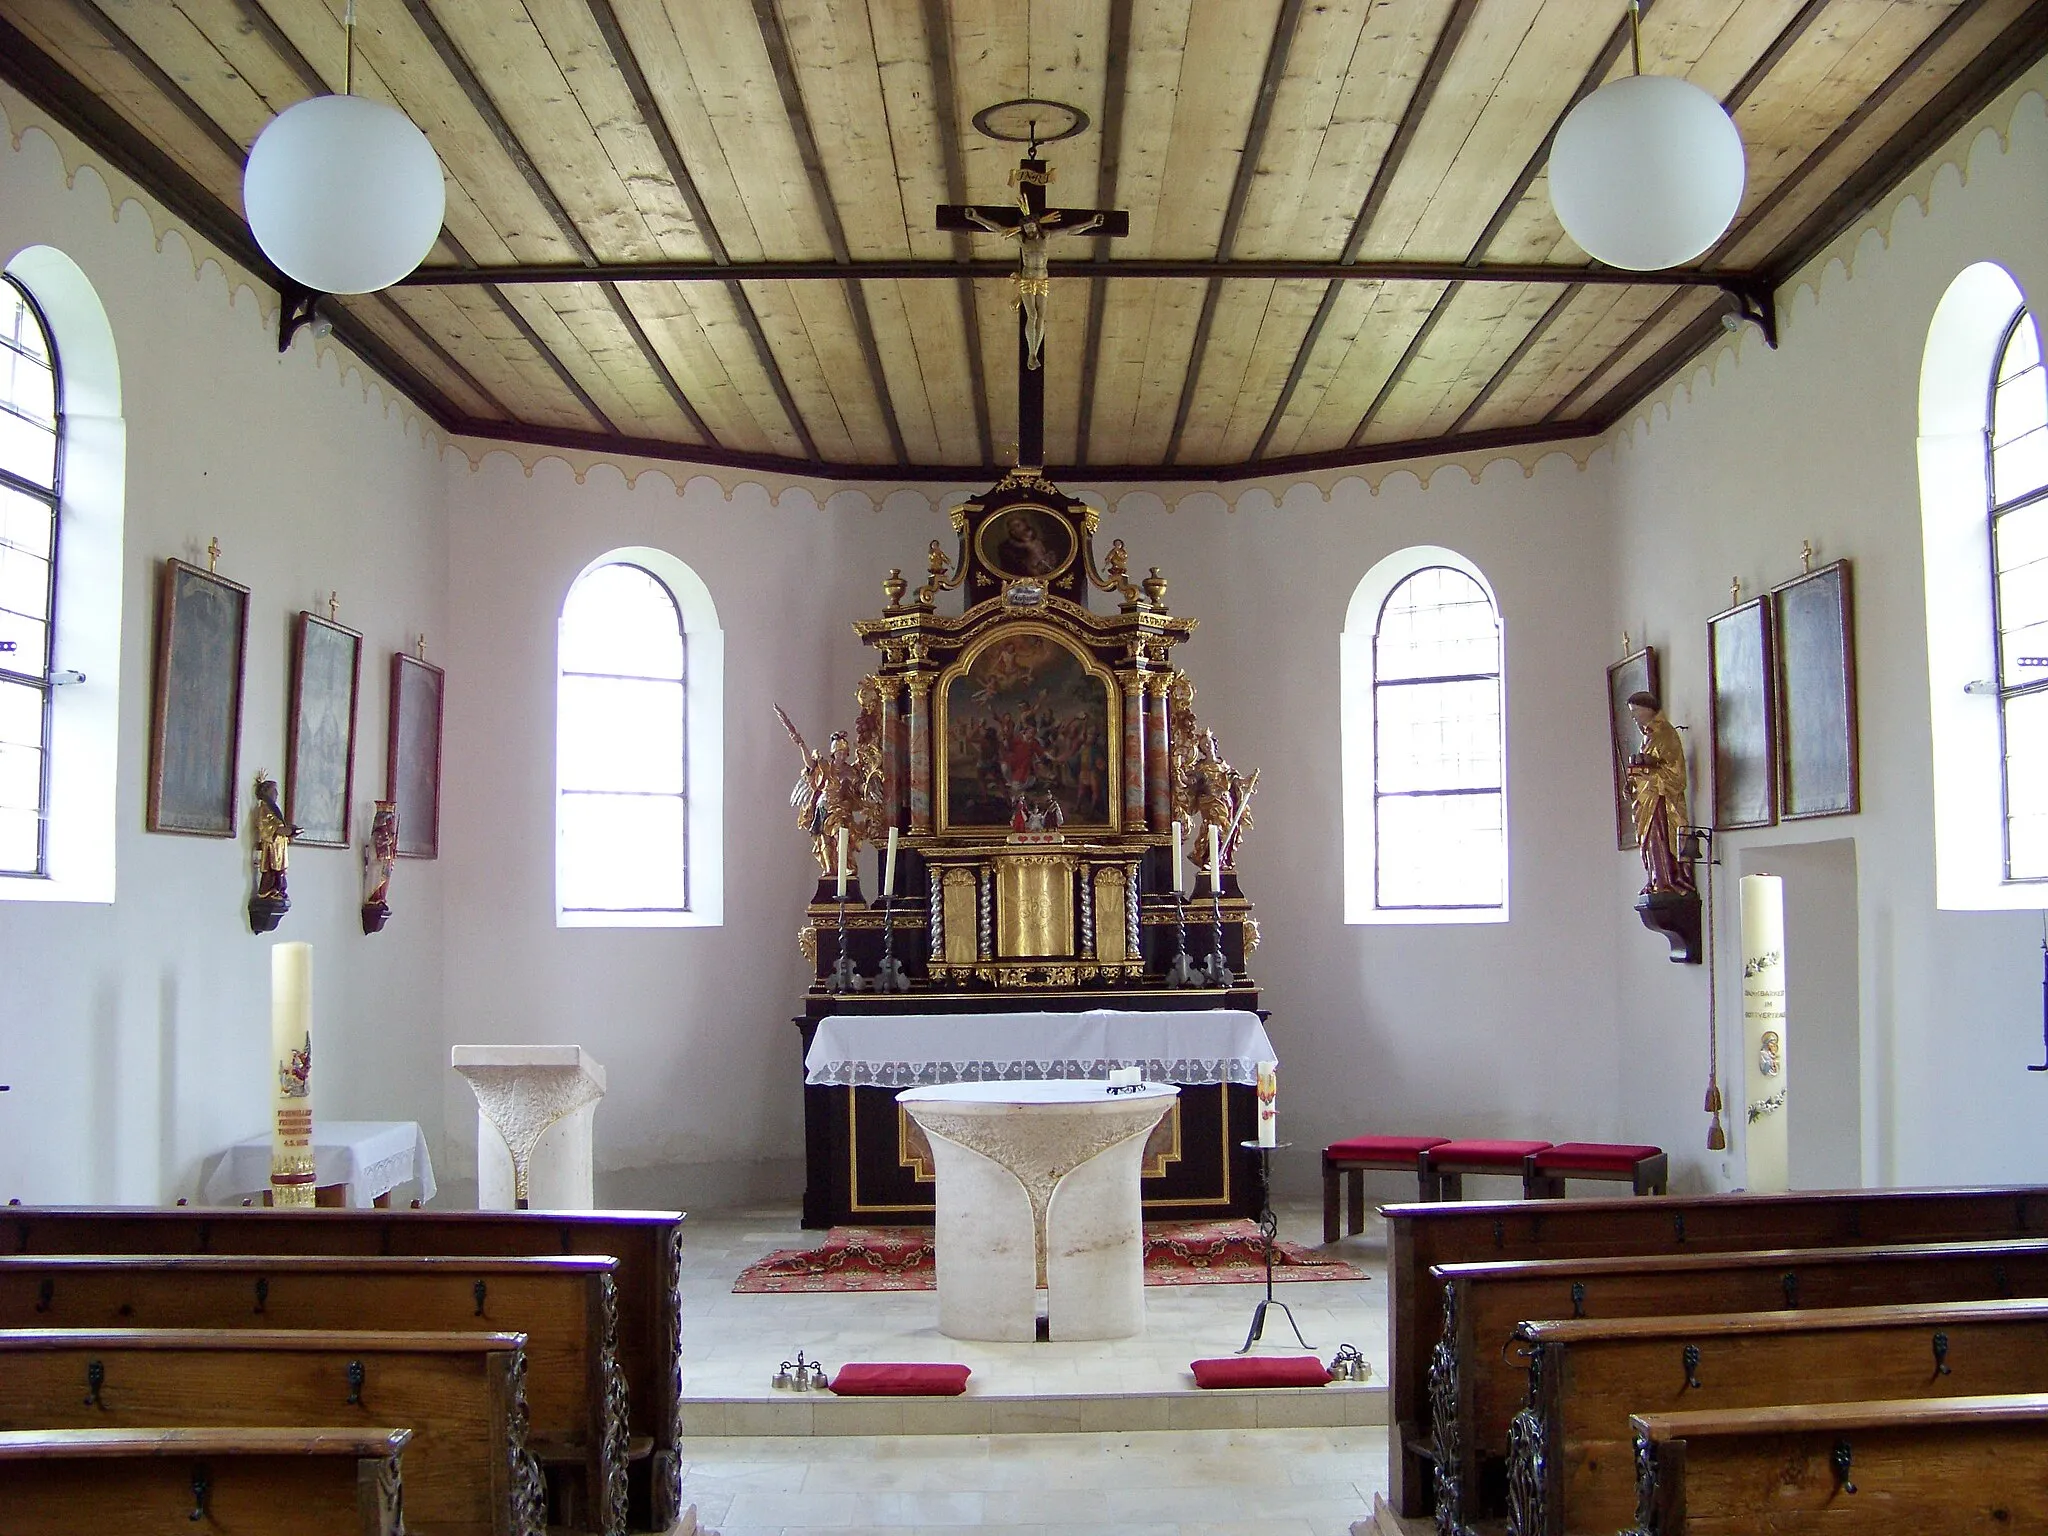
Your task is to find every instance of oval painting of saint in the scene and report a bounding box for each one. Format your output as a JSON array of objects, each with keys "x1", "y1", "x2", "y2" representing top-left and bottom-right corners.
[
  {"x1": 976, "y1": 505, "x2": 1075, "y2": 579},
  {"x1": 943, "y1": 631, "x2": 1113, "y2": 828}
]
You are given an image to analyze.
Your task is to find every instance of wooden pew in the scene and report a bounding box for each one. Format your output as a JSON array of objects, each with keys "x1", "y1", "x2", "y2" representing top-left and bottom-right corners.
[
  {"x1": 1428, "y1": 1235, "x2": 2048, "y2": 1531},
  {"x1": 1626, "y1": 1394, "x2": 2048, "y2": 1534},
  {"x1": 0, "y1": 1425, "x2": 413, "y2": 1536},
  {"x1": 1, "y1": 1204, "x2": 683, "y2": 1532},
  {"x1": 0, "y1": 1328, "x2": 534, "y2": 1536},
  {"x1": 0, "y1": 1254, "x2": 620, "y2": 1535},
  {"x1": 1505, "y1": 1297, "x2": 2048, "y2": 1536},
  {"x1": 1381, "y1": 1184, "x2": 2048, "y2": 1515}
]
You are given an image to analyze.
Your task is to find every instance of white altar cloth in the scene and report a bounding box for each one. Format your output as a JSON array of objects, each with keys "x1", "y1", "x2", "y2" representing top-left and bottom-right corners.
[
  {"x1": 202, "y1": 1120, "x2": 436, "y2": 1207},
  {"x1": 898, "y1": 1081, "x2": 1178, "y2": 1341},
  {"x1": 805, "y1": 1009, "x2": 1274, "y2": 1088}
]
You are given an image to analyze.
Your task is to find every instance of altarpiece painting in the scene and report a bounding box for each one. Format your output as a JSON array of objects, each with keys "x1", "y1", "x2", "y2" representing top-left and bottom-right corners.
[{"x1": 941, "y1": 629, "x2": 1116, "y2": 829}]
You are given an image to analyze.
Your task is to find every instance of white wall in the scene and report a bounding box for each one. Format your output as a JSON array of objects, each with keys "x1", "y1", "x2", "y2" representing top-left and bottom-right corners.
[
  {"x1": 1608, "y1": 73, "x2": 2048, "y2": 1191},
  {"x1": 0, "y1": 90, "x2": 448, "y2": 1202},
  {"x1": 441, "y1": 454, "x2": 1625, "y2": 1206}
]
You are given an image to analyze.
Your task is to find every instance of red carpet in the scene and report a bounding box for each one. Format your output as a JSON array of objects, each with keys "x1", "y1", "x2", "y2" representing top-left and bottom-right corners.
[{"x1": 732, "y1": 1219, "x2": 1367, "y2": 1294}]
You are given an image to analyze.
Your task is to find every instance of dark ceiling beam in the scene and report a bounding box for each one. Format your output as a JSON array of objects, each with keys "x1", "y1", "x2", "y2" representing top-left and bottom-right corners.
[
  {"x1": 918, "y1": 0, "x2": 993, "y2": 465},
  {"x1": 366, "y1": 291, "x2": 516, "y2": 419},
  {"x1": 1349, "y1": 0, "x2": 1657, "y2": 448},
  {"x1": 1544, "y1": 289, "x2": 1689, "y2": 424},
  {"x1": 750, "y1": 0, "x2": 908, "y2": 464},
  {"x1": 1247, "y1": 0, "x2": 1482, "y2": 461},
  {"x1": 1075, "y1": 0, "x2": 1133, "y2": 467},
  {"x1": 1163, "y1": 0, "x2": 1305, "y2": 464},
  {"x1": 229, "y1": 0, "x2": 331, "y2": 96},
  {"x1": 396, "y1": 255, "x2": 1736, "y2": 287},
  {"x1": 451, "y1": 411, "x2": 1602, "y2": 484},
  {"x1": 74, "y1": 0, "x2": 248, "y2": 168}
]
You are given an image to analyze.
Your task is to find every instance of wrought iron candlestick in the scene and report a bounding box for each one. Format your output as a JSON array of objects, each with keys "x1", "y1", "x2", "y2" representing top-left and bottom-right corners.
[
  {"x1": 830, "y1": 893, "x2": 866, "y2": 992},
  {"x1": 1236, "y1": 1140, "x2": 1310, "y2": 1353},
  {"x1": 1203, "y1": 863, "x2": 1233, "y2": 987},
  {"x1": 1164, "y1": 880, "x2": 1200, "y2": 987},
  {"x1": 874, "y1": 881, "x2": 910, "y2": 993}
]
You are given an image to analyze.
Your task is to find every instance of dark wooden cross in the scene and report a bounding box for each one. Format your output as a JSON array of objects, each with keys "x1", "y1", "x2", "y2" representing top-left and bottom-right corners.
[{"x1": 938, "y1": 154, "x2": 1128, "y2": 468}]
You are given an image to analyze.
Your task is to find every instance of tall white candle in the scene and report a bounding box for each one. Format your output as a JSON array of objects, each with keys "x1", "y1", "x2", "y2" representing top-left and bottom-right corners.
[
  {"x1": 883, "y1": 826, "x2": 898, "y2": 899},
  {"x1": 1256, "y1": 1059, "x2": 1278, "y2": 1147},
  {"x1": 270, "y1": 942, "x2": 316, "y2": 1208},
  {"x1": 1171, "y1": 822, "x2": 1184, "y2": 896},
  {"x1": 1739, "y1": 874, "x2": 1789, "y2": 1193},
  {"x1": 835, "y1": 825, "x2": 850, "y2": 899},
  {"x1": 1208, "y1": 823, "x2": 1221, "y2": 881}
]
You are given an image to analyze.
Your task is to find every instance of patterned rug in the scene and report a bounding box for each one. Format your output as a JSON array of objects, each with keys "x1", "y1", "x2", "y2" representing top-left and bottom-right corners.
[{"x1": 732, "y1": 1219, "x2": 1367, "y2": 1294}]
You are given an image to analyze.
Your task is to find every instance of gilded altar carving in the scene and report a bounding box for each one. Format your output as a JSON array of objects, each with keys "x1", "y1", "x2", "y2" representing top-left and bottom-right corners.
[
  {"x1": 941, "y1": 868, "x2": 979, "y2": 967},
  {"x1": 997, "y1": 853, "x2": 1077, "y2": 958},
  {"x1": 1093, "y1": 866, "x2": 1129, "y2": 964},
  {"x1": 778, "y1": 684, "x2": 887, "y2": 874},
  {"x1": 1167, "y1": 672, "x2": 1259, "y2": 865}
]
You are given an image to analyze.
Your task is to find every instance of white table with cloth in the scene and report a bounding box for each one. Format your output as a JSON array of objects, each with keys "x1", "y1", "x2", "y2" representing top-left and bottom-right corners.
[
  {"x1": 201, "y1": 1120, "x2": 436, "y2": 1207},
  {"x1": 802, "y1": 1008, "x2": 1277, "y2": 1087}
]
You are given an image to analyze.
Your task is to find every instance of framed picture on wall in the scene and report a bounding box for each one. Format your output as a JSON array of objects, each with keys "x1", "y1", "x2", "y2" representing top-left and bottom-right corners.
[
  {"x1": 1708, "y1": 597, "x2": 1778, "y2": 830},
  {"x1": 1773, "y1": 559, "x2": 1859, "y2": 819},
  {"x1": 1606, "y1": 645, "x2": 1660, "y2": 851},
  {"x1": 286, "y1": 611, "x2": 362, "y2": 847},
  {"x1": 387, "y1": 651, "x2": 444, "y2": 858},
  {"x1": 147, "y1": 557, "x2": 250, "y2": 837}
]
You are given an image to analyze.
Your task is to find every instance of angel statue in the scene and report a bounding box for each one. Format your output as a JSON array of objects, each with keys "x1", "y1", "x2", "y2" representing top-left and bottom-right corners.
[
  {"x1": 1166, "y1": 672, "x2": 1259, "y2": 866},
  {"x1": 1624, "y1": 690, "x2": 1695, "y2": 896},
  {"x1": 777, "y1": 689, "x2": 885, "y2": 877}
]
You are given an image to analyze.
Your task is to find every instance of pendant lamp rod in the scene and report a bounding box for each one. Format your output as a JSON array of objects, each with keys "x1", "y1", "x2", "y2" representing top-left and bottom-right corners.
[
  {"x1": 343, "y1": 0, "x2": 355, "y2": 98},
  {"x1": 1629, "y1": 0, "x2": 1643, "y2": 77}
]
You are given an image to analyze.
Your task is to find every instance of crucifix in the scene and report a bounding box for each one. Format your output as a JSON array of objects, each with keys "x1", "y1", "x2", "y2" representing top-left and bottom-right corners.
[{"x1": 937, "y1": 99, "x2": 1128, "y2": 469}]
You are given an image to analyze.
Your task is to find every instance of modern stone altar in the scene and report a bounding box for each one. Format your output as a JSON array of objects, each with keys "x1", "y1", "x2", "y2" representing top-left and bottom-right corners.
[
  {"x1": 897, "y1": 1080, "x2": 1178, "y2": 1342},
  {"x1": 450, "y1": 1044, "x2": 606, "y2": 1209}
]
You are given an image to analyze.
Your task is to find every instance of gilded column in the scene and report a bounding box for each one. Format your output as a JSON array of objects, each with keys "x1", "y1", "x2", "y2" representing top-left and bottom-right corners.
[
  {"x1": 1145, "y1": 675, "x2": 1171, "y2": 832},
  {"x1": 907, "y1": 676, "x2": 932, "y2": 834},
  {"x1": 880, "y1": 683, "x2": 902, "y2": 827},
  {"x1": 1122, "y1": 674, "x2": 1147, "y2": 830}
]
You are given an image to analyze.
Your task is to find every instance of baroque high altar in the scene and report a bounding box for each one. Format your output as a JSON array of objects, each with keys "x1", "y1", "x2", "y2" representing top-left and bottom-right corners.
[{"x1": 783, "y1": 464, "x2": 1266, "y2": 1227}]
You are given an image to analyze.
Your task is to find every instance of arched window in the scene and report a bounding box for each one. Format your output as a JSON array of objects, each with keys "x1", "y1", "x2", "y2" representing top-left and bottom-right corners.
[
  {"x1": 1342, "y1": 547, "x2": 1508, "y2": 922},
  {"x1": 1989, "y1": 308, "x2": 2048, "y2": 881},
  {"x1": 0, "y1": 276, "x2": 61, "y2": 877},
  {"x1": 555, "y1": 549, "x2": 723, "y2": 926}
]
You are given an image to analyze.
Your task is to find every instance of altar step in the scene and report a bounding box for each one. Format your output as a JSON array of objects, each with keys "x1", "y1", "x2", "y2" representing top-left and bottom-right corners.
[{"x1": 683, "y1": 1381, "x2": 1385, "y2": 1437}]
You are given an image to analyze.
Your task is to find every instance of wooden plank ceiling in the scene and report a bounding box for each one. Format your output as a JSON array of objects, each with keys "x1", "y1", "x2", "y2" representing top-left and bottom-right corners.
[{"x1": 2, "y1": 0, "x2": 2044, "y2": 480}]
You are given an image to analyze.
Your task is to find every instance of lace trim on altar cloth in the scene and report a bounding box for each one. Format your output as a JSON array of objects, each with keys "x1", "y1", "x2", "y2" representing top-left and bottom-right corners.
[
  {"x1": 354, "y1": 1148, "x2": 417, "y2": 1201},
  {"x1": 806, "y1": 1057, "x2": 1263, "y2": 1088}
]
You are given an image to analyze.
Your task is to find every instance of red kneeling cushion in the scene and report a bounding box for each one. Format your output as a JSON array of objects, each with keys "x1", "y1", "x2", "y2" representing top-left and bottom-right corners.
[
  {"x1": 1532, "y1": 1142, "x2": 1663, "y2": 1173},
  {"x1": 1426, "y1": 1139, "x2": 1553, "y2": 1165},
  {"x1": 828, "y1": 1363, "x2": 972, "y2": 1396},
  {"x1": 1324, "y1": 1135, "x2": 1449, "y2": 1163},
  {"x1": 1190, "y1": 1356, "x2": 1332, "y2": 1389}
]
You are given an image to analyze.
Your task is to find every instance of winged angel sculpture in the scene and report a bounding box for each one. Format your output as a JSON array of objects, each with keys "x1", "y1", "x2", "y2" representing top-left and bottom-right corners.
[
  {"x1": 776, "y1": 679, "x2": 888, "y2": 875},
  {"x1": 1167, "y1": 673, "x2": 1259, "y2": 866}
]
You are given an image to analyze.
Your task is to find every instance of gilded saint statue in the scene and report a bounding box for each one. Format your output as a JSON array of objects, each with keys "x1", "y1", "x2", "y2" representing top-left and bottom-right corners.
[
  {"x1": 247, "y1": 770, "x2": 300, "y2": 933},
  {"x1": 1624, "y1": 691, "x2": 1694, "y2": 896},
  {"x1": 1167, "y1": 672, "x2": 1259, "y2": 866},
  {"x1": 777, "y1": 686, "x2": 886, "y2": 876}
]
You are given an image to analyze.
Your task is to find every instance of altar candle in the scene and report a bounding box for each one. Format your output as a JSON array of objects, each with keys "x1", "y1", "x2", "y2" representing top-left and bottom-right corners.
[
  {"x1": 835, "y1": 825, "x2": 850, "y2": 899},
  {"x1": 883, "y1": 826, "x2": 898, "y2": 899},
  {"x1": 270, "y1": 942, "x2": 316, "y2": 1208},
  {"x1": 1208, "y1": 822, "x2": 1221, "y2": 879},
  {"x1": 1171, "y1": 822, "x2": 1184, "y2": 896},
  {"x1": 1256, "y1": 1059, "x2": 1278, "y2": 1147}
]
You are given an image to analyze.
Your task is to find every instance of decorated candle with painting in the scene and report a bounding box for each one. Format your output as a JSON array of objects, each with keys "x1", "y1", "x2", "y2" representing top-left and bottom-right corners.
[
  {"x1": 1739, "y1": 874, "x2": 1789, "y2": 1193},
  {"x1": 270, "y1": 942, "x2": 316, "y2": 1207},
  {"x1": 1255, "y1": 1059, "x2": 1278, "y2": 1147}
]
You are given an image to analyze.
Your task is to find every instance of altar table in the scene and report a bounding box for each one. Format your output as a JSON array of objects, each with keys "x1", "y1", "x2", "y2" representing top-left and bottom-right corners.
[
  {"x1": 202, "y1": 1120, "x2": 436, "y2": 1208},
  {"x1": 898, "y1": 1080, "x2": 1179, "y2": 1341},
  {"x1": 804, "y1": 1008, "x2": 1275, "y2": 1086}
]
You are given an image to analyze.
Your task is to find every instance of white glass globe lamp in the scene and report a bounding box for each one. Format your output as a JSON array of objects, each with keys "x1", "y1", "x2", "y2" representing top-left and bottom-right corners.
[
  {"x1": 243, "y1": 93, "x2": 446, "y2": 295},
  {"x1": 1548, "y1": 73, "x2": 1746, "y2": 272}
]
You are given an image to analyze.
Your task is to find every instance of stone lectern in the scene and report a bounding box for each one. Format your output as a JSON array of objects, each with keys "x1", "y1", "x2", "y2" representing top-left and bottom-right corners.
[{"x1": 451, "y1": 1044, "x2": 606, "y2": 1210}]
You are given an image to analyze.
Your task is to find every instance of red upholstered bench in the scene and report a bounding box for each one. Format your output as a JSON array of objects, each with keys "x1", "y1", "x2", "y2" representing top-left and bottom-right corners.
[
  {"x1": 1419, "y1": 1139, "x2": 1553, "y2": 1201},
  {"x1": 1322, "y1": 1136, "x2": 1449, "y2": 1242},
  {"x1": 1523, "y1": 1141, "x2": 1669, "y2": 1197}
]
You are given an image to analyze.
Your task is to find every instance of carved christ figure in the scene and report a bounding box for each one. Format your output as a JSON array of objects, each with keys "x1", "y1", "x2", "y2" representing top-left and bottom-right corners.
[{"x1": 1624, "y1": 691, "x2": 1694, "y2": 895}]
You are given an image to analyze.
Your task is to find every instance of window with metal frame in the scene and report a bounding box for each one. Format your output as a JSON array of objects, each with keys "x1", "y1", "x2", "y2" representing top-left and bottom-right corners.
[
  {"x1": 1989, "y1": 306, "x2": 2048, "y2": 881},
  {"x1": 556, "y1": 561, "x2": 689, "y2": 917},
  {"x1": 0, "y1": 276, "x2": 61, "y2": 878},
  {"x1": 1371, "y1": 565, "x2": 1506, "y2": 910}
]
